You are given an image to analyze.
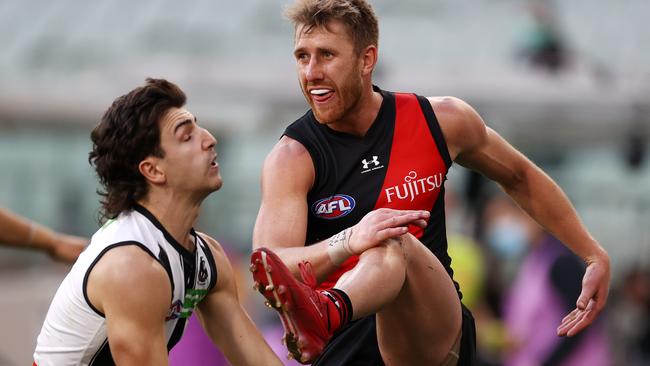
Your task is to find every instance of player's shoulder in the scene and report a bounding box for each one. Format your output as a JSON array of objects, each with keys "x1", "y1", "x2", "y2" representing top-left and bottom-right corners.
[
  {"x1": 427, "y1": 96, "x2": 488, "y2": 156},
  {"x1": 264, "y1": 136, "x2": 314, "y2": 181},
  {"x1": 427, "y1": 96, "x2": 480, "y2": 125},
  {"x1": 94, "y1": 245, "x2": 169, "y2": 285},
  {"x1": 270, "y1": 135, "x2": 311, "y2": 161},
  {"x1": 195, "y1": 231, "x2": 225, "y2": 257},
  {"x1": 87, "y1": 244, "x2": 171, "y2": 314},
  {"x1": 194, "y1": 232, "x2": 236, "y2": 293}
]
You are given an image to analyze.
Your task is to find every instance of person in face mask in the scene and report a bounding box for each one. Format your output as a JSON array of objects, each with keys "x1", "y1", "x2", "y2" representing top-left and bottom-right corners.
[
  {"x1": 500, "y1": 206, "x2": 612, "y2": 366},
  {"x1": 482, "y1": 196, "x2": 536, "y2": 287},
  {"x1": 486, "y1": 215, "x2": 530, "y2": 261}
]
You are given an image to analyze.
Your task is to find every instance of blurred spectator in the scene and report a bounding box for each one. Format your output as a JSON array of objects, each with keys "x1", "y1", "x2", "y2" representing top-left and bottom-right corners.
[
  {"x1": 0, "y1": 207, "x2": 86, "y2": 263},
  {"x1": 447, "y1": 189, "x2": 506, "y2": 366},
  {"x1": 476, "y1": 195, "x2": 538, "y2": 365},
  {"x1": 445, "y1": 187, "x2": 488, "y2": 311},
  {"x1": 623, "y1": 123, "x2": 647, "y2": 172},
  {"x1": 448, "y1": 234, "x2": 486, "y2": 310},
  {"x1": 463, "y1": 171, "x2": 491, "y2": 239},
  {"x1": 517, "y1": 2, "x2": 568, "y2": 73},
  {"x1": 481, "y1": 195, "x2": 534, "y2": 300},
  {"x1": 503, "y1": 231, "x2": 611, "y2": 366},
  {"x1": 608, "y1": 268, "x2": 650, "y2": 366},
  {"x1": 448, "y1": 233, "x2": 507, "y2": 366}
]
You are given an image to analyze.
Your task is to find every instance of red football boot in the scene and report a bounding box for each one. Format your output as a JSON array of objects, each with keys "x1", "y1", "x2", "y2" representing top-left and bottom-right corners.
[{"x1": 250, "y1": 247, "x2": 336, "y2": 364}]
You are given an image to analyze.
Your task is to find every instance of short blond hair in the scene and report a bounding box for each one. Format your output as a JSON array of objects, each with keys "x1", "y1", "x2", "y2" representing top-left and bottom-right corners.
[{"x1": 285, "y1": 0, "x2": 379, "y2": 53}]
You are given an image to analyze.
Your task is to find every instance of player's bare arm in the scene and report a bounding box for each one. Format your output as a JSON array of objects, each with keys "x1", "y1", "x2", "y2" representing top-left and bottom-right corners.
[
  {"x1": 86, "y1": 245, "x2": 171, "y2": 365},
  {"x1": 195, "y1": 234, "x2": 283, "y2": 366},
  {"x1": 253, "y1": 136, "x2": 336, "y2": 280},
  {"x1": 0, "y1": 207, "x2": 86, "y2": 263},
  {"x1": 433, "y1": 96, "x2": 610, "y2": 337},
  {"x1": 253, "y1": 136, "x2": 429, "y2": 282}
]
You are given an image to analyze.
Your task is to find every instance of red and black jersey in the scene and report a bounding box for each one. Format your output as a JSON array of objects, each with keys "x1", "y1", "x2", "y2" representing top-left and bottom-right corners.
[{"x1": 284, "y1": 86, "x2": 459, "y2": 295}]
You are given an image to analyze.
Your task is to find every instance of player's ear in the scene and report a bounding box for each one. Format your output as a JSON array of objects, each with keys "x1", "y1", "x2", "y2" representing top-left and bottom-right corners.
[
  {"x1": 139, "y1": 157, "x2": 166, "y2": 184},
  {"x1": 360, "y1": 45, "x2": 378, "y2": 76}
]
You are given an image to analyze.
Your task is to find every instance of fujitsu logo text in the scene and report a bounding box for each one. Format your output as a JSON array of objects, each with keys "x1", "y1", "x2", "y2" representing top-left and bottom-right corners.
[{"x1": 384, "y1": 171, "x2": 444, "y2": 203}]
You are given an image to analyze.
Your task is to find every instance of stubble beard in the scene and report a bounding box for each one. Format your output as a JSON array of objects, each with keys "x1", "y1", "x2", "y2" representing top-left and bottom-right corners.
[{"x1": 305, "y1": 67, "x2": 364, "y2": 126}]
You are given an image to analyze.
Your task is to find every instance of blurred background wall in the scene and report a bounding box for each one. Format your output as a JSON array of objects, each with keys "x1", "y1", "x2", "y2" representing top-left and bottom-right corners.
[{"x1": 1, "y1": 0, "x2": 649, "y2": 365}]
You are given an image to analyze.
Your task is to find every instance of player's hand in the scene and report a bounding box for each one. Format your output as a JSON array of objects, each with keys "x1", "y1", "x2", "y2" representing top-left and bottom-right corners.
[
  {"x1": 348, "y1": 208, "x2": 429, "y2": 255},
  {"x1": 47, "y1": 233, "x2": 87, "y2": 263},
  {"x1": 556, "y1": 250, "x2": 610, "y2": 337}
]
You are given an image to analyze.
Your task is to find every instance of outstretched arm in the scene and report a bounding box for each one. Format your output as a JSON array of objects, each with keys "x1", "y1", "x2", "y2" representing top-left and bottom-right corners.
[
  {"x1": 195, "y1": 235, "x2": 283, "y2": 366},
  {"x1": 0, "y1": 207, "x2": 87, "y2": 263},
  {"x1": 434, "y1": 96, "x2": 610, "y2": 337}
]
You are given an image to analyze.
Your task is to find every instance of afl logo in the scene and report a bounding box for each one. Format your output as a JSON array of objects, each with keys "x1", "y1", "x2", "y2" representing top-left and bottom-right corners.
[{"x1": 312, "y1": 194, "x2": 356, "y2": 219}]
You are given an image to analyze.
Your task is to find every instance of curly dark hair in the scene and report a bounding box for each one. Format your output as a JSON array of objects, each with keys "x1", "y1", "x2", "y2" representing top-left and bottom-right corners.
[{"x1": 89, "y1": 78, "x2": 186, "y2": 223}]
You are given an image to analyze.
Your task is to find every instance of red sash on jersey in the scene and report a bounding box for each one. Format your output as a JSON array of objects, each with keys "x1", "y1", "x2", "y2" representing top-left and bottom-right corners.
[{"x1": 318, "y1": 93, "x2": 447, "y2": 290}]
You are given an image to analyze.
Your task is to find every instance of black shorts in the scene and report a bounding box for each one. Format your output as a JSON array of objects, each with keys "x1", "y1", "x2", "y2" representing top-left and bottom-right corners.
[
  {"x1": 313, "y1": 304, "x2": 477, "y2": 366},
  {"x1": 458, "y1": 304, "x2": 477, "y2": 366}
]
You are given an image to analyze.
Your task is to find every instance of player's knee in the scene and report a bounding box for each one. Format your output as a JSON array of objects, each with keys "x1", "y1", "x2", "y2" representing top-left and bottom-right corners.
[
  {"x1": 387, "y1": 233, "x2": 428, "y2": 265},
  {"x1": 386, "y1": 233, "x2": 416, "y2": 251},
  {"x1": 362, "y1": 234, "x2": 416, "y2": 267},
  {"x1": 379, "y1": 235, "x2": 410, "y2": 267}
]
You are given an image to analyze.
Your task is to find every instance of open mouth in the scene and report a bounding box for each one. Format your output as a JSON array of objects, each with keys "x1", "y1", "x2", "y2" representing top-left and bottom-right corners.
[{"x1": 309, "y1": 88, "x2": 334, "y2": 103}]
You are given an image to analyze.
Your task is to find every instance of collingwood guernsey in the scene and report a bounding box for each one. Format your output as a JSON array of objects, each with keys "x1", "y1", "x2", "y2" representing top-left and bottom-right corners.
[{"x1": 33, "y1": 204, "x2": 217, "y2": 365}]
